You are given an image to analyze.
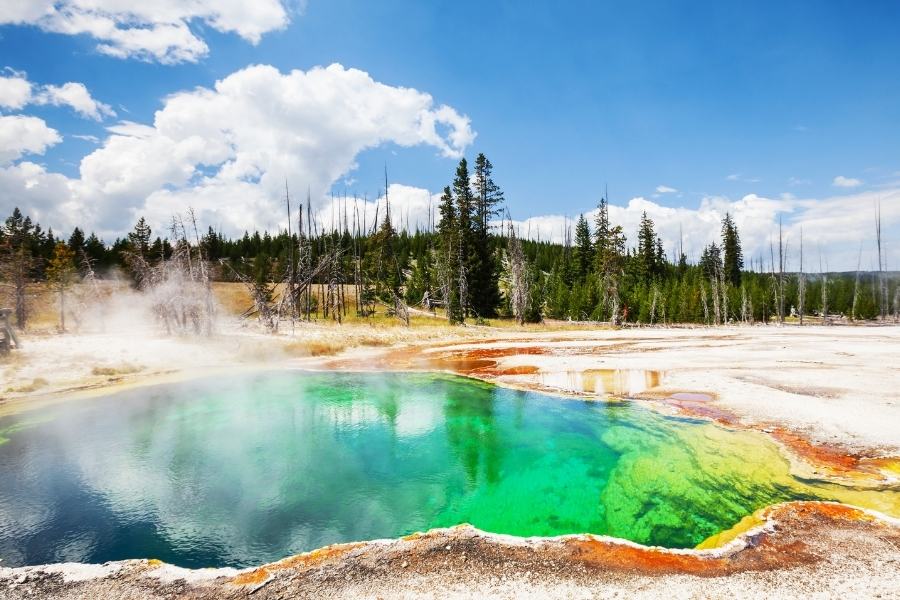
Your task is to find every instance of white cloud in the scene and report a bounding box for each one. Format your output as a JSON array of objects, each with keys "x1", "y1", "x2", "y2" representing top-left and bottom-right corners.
[
  {"x1": 833, "y1": 175, "x2": 862, "y2": 188},
  {"x1": 0, "y1": 69, "x2": 33, "y2": 109},
  {"x1": 655, "y1": 185, "x2": 677, "y2": 194},
  {"x1": 0, "y1": 63, "x2": 475, "y2": 238},
  {"x1": 726, "y1": 173, "x2": 761, "y2": 183},
  {"x1": 0, "y1": 161, "x2": 78, "y2": 228},
  {"x1": 0, "y1": 115, "x2": 61, "y2": 163},
  {"x1": 34, "y1": 82, "x2": 116, "y2": 121},
  {"x1": 0, "y1": 0, "x2": 292, "y2": 64},
  {"x1": 0, "y1": 68, "x2": 115, "y2": 120},
  {"x1": 502, "y1": 188, "x2": 900, "y2": 272},
  {"x1": 315, "y1": 184, "x2": 441, "y2": 235}
]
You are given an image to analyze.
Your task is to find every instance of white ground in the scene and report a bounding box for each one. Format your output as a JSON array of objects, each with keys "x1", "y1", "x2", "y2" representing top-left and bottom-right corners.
[
  {"x1": 426, "y1": 326, "x2": 900, "y2": 455},
  {"x1": 3, "y1": 322, "x2": 899, "y2": 456}
]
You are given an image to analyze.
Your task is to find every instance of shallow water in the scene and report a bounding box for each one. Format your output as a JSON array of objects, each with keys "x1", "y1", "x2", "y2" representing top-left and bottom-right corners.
[
  {"x1": 0, "y1": 371, "x2": 896, "y2": 569},
  {"x1": 537, "y1": 368, "x2": 661, "y2": 395}
]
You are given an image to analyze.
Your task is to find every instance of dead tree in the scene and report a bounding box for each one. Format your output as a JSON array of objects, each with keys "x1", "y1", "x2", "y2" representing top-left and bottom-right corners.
[
  {"x1": 710, "y1": 263, "x2": 722, "y2": 326},
  {"x1": 893, "y1": 287, "x2": 900, "y2": 323},
  {"x1": 819, "y1": 246, "x2": 829, "y2": 325},
  {"x1": 798, "y1": 227, "x2": 805, "y2": 325},
  {"x1": 876, "y1": 200, "x2": 887, "y2": 320},
  {"x1": 506, "y1": 222, "x2": 529, "y2": 325},
  {"x1": 741, "y1": 285, "x2": 750, "y2": 324},
  {"x1": 769, "y1": 239, "x2": 782, "y2": 325},
  {"x1": 0, "y1": 308, "x2": 20, "y2": 354},
  {"x1": 123, "y1": 211, "x2": 216, "y2": 336},
  {"x1": 777, "y1": 219, "x2": 786, "y2": 323},
  {"x1": 851, "y1": 242, "x2": 863, "y2": 321},
  {"x1": 0, "y1": 238, "x2": 32, "y2": 330},
  {"x1": 700, "y1": 280, "x2": 710, "y2": 325}
]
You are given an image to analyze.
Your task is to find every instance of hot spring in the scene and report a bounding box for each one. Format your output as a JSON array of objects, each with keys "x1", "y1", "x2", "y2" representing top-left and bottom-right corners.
[{"x1": 0, "y1": 371, "x2": 896, "y2": 569}]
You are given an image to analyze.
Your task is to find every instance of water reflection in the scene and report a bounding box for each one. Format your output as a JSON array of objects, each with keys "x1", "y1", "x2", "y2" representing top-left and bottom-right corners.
[
  {"x1": 444, "y1": 388, "x2": 503, "y2": 484},
  {"x1": 0, "y1": 371, "x2": 895, "y2": 569},
  {"x1": 538, "y1": 369, "x2": 662, "y2": 395}
]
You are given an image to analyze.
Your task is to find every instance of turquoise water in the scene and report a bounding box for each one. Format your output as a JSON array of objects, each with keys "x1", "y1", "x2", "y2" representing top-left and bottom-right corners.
[{"x1": 0, "y1": 371, "x2": 895, "y2": 569}]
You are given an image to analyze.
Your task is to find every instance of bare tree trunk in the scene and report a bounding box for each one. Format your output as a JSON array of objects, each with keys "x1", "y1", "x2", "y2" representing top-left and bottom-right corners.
[
  {"x1": 876, "y1": 200, "x2": 887, "y2": 320},
  {"x1": 851, "y1": 242, "x2": 862, "y2": 321},
  {"x1": 710, "y1": 269, "x2": 721, "y2": 326},
  {"x1": 798, "y1": 227, "x2": 805, "y2": 325},
  {"x1": 58, "y1": 287, "x2": 66, "y2": 333},
  {"x1": 778, "y1": 219, "x2": 785, "y2": 324},
  {"x1": 819, "y1": 246, "x2": 828, "y2": 325},
  {"x1": 741, "y1": 285, "x2": 749, "y2": 324},
  {"x1": 700, "y1": 280, "x2": 710, "y2": 326},
  {"x1": 507, "y1": 222, "x2": 529, "y2": 325}
]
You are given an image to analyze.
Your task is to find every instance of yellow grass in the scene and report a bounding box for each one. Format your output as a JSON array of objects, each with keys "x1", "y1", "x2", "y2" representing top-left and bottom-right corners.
[
  {"x1": 8, "y1": 280, "x2": 591, "y2": 335},
  {"x1": 6, "y1": 377, "x2": 48, "y2": 393}
]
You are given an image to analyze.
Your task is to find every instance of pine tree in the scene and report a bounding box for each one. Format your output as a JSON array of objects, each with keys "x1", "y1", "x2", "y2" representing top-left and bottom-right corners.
[
  {"x1": 721, "y1": 213, "x2": 743, "y2": 287},
  {"x1": 594, "y1": 197, "x2": 611, "y2": 263},
  {"x1": 573, "y1": 214, "x2": 593, "y2": 280},
  {"x1": 2, "y1": 207, "x2": 35, "y2": 328},
  {"x1": 524, "y1": 261, "x2": 544, "y2": 323},
  {"x1": 592, "y1": 197, "x2": 627, "y2": 323},
  {"x1": 128, "y1": 217, "x2": 152, "y2": 258},
  {"x1": 68, "y1": 227, "x2": 86, "y2": 260},
  {"x1": 369, "y1": 204, "x2": 400, "y2": 302},
  {"x1": 470, "y1": 153, "x2": 503, "y2": 316},
  {"x1": 700, "y1": 243, "x2": 723, "y2": 279},
  {"x1": 453, "y1": 158, "x2": 474, "y2": 316},
  {"x1": 437, "y1": 186, "x2": 463, "y2": 324},
  {"x1": 636, "y1": 211, "x2": 660, "y2": 282},
  {"x1": 84, "y1": 233, "x2": 109, "y2": 268},
  {"x1": 46, "y1": 242, "x2": 77, "y2": 332}
]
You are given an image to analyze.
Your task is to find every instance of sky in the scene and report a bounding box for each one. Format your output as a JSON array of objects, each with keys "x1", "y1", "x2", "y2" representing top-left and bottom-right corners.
[{"x1": 0, "y1": 0, "x2": 898, "y2": 270}]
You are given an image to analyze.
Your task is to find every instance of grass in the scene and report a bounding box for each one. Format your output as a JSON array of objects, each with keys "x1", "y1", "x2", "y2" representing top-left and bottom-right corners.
[
  {"x1": 91, "y1": 364, "x2": 144, "y2": 377},
  {"x1": 8, "y1": 280, "x2": 593, "y2": 336},
  {"x1": 6, "y1": 377, "x2": 49, "y2": 393},
  {"x1": 5, "y1": 280, "x2": 129, "y2": 333}
]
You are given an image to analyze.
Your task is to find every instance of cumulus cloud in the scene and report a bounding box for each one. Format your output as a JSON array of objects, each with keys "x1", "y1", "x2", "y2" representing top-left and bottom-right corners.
[
  {"x1": 0, "y1": 0, "x2": 292, "y2": 64},
  {"x1": 0, "y1": 68, "x2": 115, "y2": 120},
  {"x1": 833, "y1": 175, "x2": 862, "y2": 188},
  {"x1": 655, "y1": 185, "x2": 677, "y2": 194},
  {"x1": 502, "y1": 188, "x2": 900, "y2": 272},
  {"x1": 0, "y1": 161, "x2": 78, "y2": 228},
  {"x1": 0, "y1": 69, "x2": 32, "y2": 109},
  {"x1": 34, "y1": 82, "x2": 116, "y2": 121},
  {"x1": 0, "y1": 115, "x2": 61, "y2": 162},
  {"x1": 315, "y1": 184, "x2": 441, "y2": 235},
  {"x1": 0, "y1": 63, "x2": 475, "y2": 237}
]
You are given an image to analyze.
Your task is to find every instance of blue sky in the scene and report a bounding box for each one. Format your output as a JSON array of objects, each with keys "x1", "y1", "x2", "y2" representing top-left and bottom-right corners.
[{"x1": 1, "y1": 1, "x2": 898, "y2": 268}]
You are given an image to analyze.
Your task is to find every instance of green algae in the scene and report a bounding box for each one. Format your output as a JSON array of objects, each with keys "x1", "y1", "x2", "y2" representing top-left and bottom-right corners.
[{"x1": 0, "y1": 371, "x2": 895, "y2": 569}]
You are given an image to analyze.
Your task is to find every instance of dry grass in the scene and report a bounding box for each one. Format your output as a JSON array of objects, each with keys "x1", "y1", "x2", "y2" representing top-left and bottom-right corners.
[
  {"x1": 281, "y1": 331, "x2": 405, "y2": 358},
  {"x1": 210, "y1": 281, "x2": 252, "y2": 316},
  {"x1": 90, "y1": 364, "x2": 144, "y2": 377},
  {"x1": 5, "y1": 376, "x2": 48, "y2": 393},
  {"x1": 10, "y1": 281, "x2": 592, "y2": 337},
  {"x1": 8, "y1": 281, "x2": 129, "y2": 333}
]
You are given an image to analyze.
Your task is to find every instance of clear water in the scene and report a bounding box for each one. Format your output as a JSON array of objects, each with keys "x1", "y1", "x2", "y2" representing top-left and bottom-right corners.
[{"x1": 0, "y1": 371, "x2": 896, "y2": 569}]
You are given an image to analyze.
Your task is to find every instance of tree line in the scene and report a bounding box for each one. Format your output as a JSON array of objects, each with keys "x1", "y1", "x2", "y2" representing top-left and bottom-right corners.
[{"x1": 1, "y1": 155, "x2": 897, "y2": 330}]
